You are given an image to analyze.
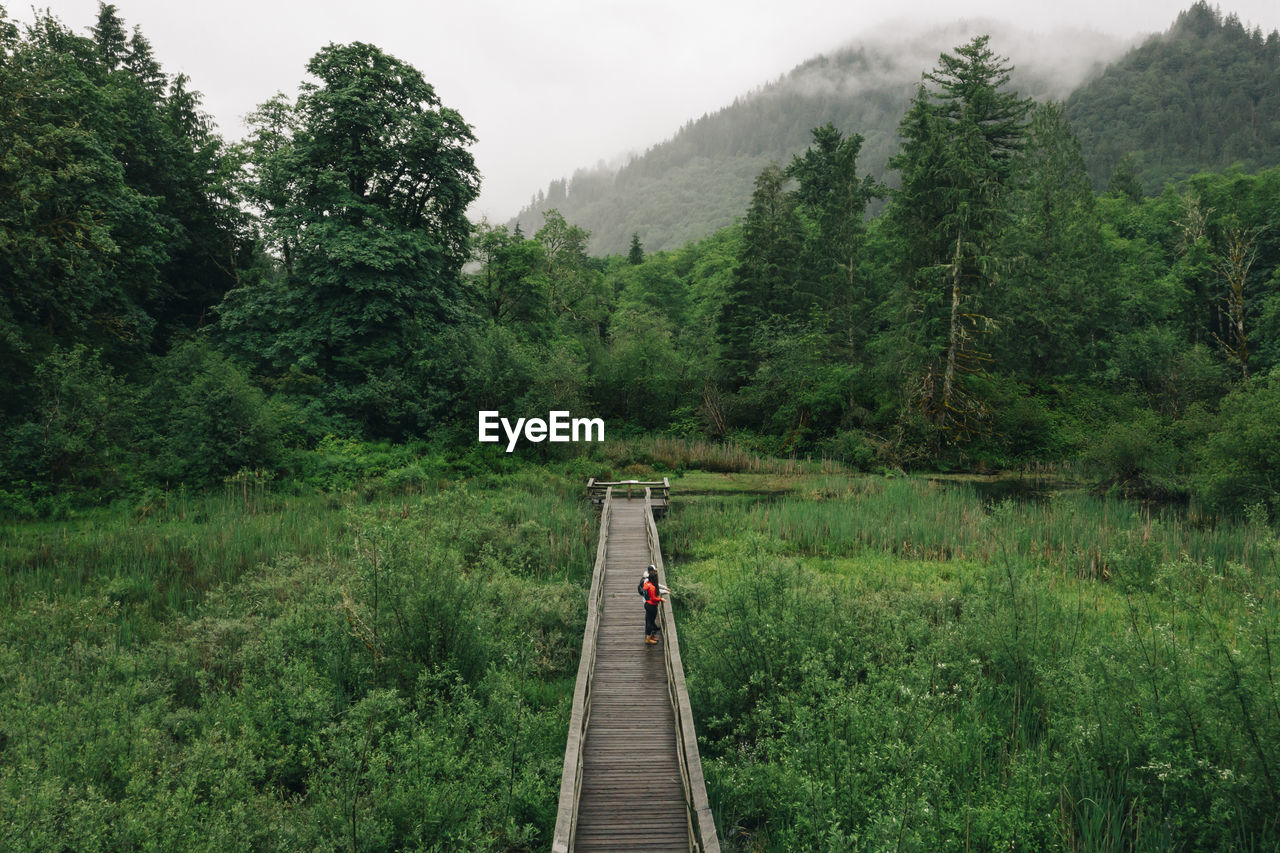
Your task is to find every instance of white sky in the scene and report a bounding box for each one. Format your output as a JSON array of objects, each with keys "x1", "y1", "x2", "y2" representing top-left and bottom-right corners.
[{"x1": 10, "y1": 1, "x2": 1280, "y2": 220}]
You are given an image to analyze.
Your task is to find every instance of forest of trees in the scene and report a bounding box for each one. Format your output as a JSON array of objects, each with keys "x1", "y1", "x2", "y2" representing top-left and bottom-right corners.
[
  {"x1": 2, "y1": 0, "x2": 1279, "y2": 522},
  {"x1": 507, "y1": 23, "x2": 1121, "y2": 255},
  {"x1": 1066, "y1": 1, "x2": 1280, "y2": 191}
]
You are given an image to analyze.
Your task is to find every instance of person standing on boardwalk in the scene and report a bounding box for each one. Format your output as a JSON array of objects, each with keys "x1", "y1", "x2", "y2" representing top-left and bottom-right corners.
[{"x1": 643, "y1": 565, "x2": 667, "y2": 645}]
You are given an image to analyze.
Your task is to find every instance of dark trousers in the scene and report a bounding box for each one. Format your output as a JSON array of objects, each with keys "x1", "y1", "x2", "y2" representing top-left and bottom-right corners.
[{"x1": 644, "y1": 602, "x2": 659, "y2": 637}]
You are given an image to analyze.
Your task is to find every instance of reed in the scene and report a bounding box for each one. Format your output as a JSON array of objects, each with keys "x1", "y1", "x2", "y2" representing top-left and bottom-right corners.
[
  {"x1": 667, "y1": 475, "x2": 1280, "y2": 585},
  {"x1": 0, "y1": 490, "x2": 349, "y2": 621},
  {"x1": 602, "y1": 435, "x2": 844, "y2": 475}
]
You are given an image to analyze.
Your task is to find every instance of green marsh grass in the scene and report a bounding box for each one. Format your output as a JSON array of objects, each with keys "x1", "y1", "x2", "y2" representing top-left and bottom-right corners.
[
  {"x1": 667, "y1": 474, "x2": 1280, "y2": 585},
  {"x1": 665, "y1": 473, "x2": 1280, "y2": 851},
  {"x1": 602, "y1": 435, "x2": 845, "y2": 475},
  {"x1": 0, "y1": 469, "x2": 599, "y2": 850},
  {"x1": 1, "y1": 489, "x2": 349, "y2": 624}
]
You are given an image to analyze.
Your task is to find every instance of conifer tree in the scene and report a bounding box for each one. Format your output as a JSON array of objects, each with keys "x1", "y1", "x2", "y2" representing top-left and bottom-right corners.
[
  {"x1": 785, "y1": 122, "x2": 883, "y2": 349},
  {"x1": 1107, "y1": 155, "x2": 1145, "y2": 203},
  {"x1": 716, "y1": 164, "x2": 803, "y2": 388},
  {"x1": 996, "y1": 102, "x2": 1110, "y2": 379},
  {"x1": 884, "y1": 35, "x2": 1030, "y2": 443},
  {"x1": 90, "y1": 3, "x2": 127, "y2": 71}
]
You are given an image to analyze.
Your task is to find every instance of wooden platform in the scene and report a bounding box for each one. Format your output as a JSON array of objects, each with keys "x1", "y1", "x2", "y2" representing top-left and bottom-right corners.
[{"x1": 587, "y1": 478, "x2": 669, "y2": 516}]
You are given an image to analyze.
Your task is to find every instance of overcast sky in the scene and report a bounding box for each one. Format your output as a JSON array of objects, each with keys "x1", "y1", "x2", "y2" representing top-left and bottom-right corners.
[{"x1": 11, "y1": 0, "x2": 1280, "y2": 220}]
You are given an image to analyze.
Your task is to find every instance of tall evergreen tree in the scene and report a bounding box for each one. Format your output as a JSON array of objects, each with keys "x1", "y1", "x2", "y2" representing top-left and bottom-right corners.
[
  {"x1": 125, "y1": 25, "x2": 164, "y2": 94},
  {"x1": 0, "y1": 9, "x2": 167, "y2": 418},
  {"x1": 90, "y1": 3, "x2": 127, "y2": 72},
  {"x1": 785, "y1": 122, "x2": 883, "y2": 348},
  {"x1": 716, "y1": 164, "x2": 803, "y2": 388},
  {"x1": 628, "y1": 233, "x2": 645, "y2": 266},
  {"x1": 1107, "y1": 155, "x2": 1145, "y2": 203},
  {"x1": 995, "y1": 102, "x2": 1111, "y2": 380},
  {"x1": 883, "y1": 35, "x2": 1030, "y2": 444}
]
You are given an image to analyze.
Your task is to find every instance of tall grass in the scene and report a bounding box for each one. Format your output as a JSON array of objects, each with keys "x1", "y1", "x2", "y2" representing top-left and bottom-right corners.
[
  {"x1": 602, "y1": 435, "x2": 845, "y2": 475},
  {"x1": 0, "y1": 490, "x2": 349, "y2": 622},
  {"x1": 667, "y1": 475, "x2": 1280, "y2": 586},
  {"x1": 667, "y1": 474, "x2": 1280, "y2": 851},
  {"x1": 0, "y1": 467, "x2": 600, "y2": 850}
]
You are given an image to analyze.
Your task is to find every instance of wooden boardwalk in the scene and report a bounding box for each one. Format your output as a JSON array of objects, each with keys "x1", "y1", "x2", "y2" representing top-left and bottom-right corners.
[{"x1": 553, "y1": 486, "x2": 718, "y2": 852}]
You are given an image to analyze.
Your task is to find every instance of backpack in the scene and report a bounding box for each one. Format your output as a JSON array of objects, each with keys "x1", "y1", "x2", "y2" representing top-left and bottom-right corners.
[{"x1": 639, "y1": 566, "x2": 657, "y2": 600}]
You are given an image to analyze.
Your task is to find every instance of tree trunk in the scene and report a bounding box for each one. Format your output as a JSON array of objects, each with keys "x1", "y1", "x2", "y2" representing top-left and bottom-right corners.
[
  {"x1": 941, "y1": 232, "x2": 964, "y2": 426},
  {"x1": 1215, "y1": 224, "x2": 1258, "y2": 381}
]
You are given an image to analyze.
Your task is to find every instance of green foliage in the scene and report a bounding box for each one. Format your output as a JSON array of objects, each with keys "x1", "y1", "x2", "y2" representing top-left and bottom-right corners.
[
  {"x1": 0, "y1": 3, "x2": 248, "y2": 414},
  {"x1": 289, "y1": 435, "x2": 436, "y2": 493},
  {"x1": 786, "y1": 122, "x2": 884, "y2": 315},
  {"x1": 1107, "y1": 154, "x2": 1146, "y2": 202},
  {"x1": 738, "y1": 321, "x2": 856, "y2": 447},
  {"x1": 142, "y1": 340, "x2": 282, "y2": 487},
  {"x1": 0, "y1": 473, "x2": 595, "y2": 850},
  {"x1": 533, "y1": 209, "x2": 609, "y2": 331},
  {"x1": 717, "y1": 122, "x2": 878, "y2": 435},
  {"x1": 672, "y1": 476, "x2": 1280, "y2": 850},
  {"x1": 717, "y1": 164, "x2": 803, "y2": 387},
  {"x1": 882, "y1": 36, "x2": 1031, "y2": 445},
  {"x1": 995, "y1": 103, "x2": 1111, "y2": 380},
  {"x1": 597, "y1": 307, "x2": 687, "y2": 427},
  {"x1": 507, "y1": 27, "x2": 1129, "y2": 255},
  {"x1": 10, "y1": 5, "x2": 1280, "y2": 512},
  {"x1": 218, "y1": 41, "x2": 479, "y2": 437},
  {"x1": 1080, "y1": 407, "x2": 1182, "y2": 495},
  {"x1": 1193, "y1": 370, "x2": 1280, "y2": 516},
  {"x1": 468, "y1": 222, "x2": 551, "y2": 330},
  {"x1": 2, "y1": 345, "x2": 137, "y2": 503},
  {"x1": 1107, "y1": 327, "x2": 1227, "y2": 415},
  {"x1": 6, "y1": 6, "x2": 1280, "y2": 848}
]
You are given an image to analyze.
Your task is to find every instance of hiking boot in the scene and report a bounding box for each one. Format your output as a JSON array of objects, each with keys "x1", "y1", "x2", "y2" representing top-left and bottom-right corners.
[{"x1": 645, "y1": 637, "x2": 659, "y2": 644}]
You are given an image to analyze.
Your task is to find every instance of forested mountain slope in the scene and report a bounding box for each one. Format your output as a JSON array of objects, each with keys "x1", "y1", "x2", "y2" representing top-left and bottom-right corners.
[
  {"x1": 509, "y1": 22, "x2": 1127, "y2": 254},
  {"x1": 1064, "y1": 1, "x2": 1280, "y2": 193}
]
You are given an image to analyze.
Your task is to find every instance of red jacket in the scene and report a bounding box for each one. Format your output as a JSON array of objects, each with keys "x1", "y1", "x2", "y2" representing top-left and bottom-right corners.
[{"x1": 643, "y1": 579, "x2": 663, "y2": 606}]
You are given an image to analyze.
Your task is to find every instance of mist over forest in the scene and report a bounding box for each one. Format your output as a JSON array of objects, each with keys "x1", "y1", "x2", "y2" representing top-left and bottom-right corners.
[
  {"x1": 510, "y1": 10, "x2": 1278, "y2": 256},
  {"x1": 508, "y1": 19, "x2": 1131, "y2": 254}
]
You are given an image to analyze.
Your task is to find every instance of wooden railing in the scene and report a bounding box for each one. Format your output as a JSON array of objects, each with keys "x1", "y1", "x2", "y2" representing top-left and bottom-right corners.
[
  {"x1": 551, "y1": 487, "x2": 612, "y2": 852},
  {"x1": 646, "y1": 486, "x2": 719, "y2": 853},
  {"x1": 587, "y1": 477, "x2": 670, "y2": 514}
]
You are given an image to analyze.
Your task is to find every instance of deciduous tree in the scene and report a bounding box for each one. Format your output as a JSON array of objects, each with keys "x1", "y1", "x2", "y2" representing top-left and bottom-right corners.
[{"x1": 219, "y1": 42, "x2": 479, "y2": 436}]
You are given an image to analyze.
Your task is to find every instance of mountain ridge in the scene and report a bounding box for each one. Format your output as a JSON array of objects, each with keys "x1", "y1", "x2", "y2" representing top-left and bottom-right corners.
[
  {"x1": 509, "y1": 19, "x2": 1131, "y2": 254},
  {"x1": 1064, "y1": 2, "x2": 1280, "y2": 192}
]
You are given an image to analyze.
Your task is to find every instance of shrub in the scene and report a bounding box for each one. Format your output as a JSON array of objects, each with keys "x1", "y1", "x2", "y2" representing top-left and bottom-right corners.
[
  {"x1": 1080, "y1": 407, "x2": 1181, "y2": 495},
  {"x1": 1193, "y1": 369, "x2": 1280, "y2": 517},
  {"x1": 1, "y1": 345, "x2": 138, "y2": 502},
  {"x1": 143, "y1": 340, "x2": 282, "y2": 487}
]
